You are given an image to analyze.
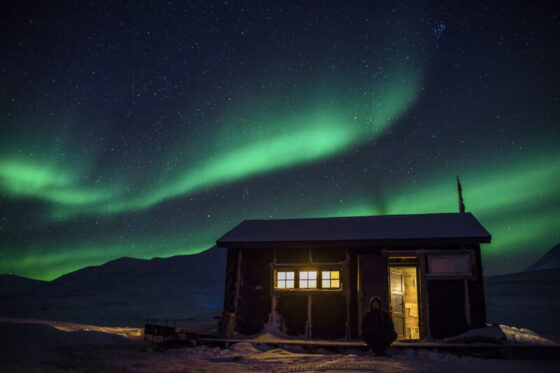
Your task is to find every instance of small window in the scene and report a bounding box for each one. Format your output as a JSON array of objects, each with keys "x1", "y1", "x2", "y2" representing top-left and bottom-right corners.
[
  {"x1": 299, "y1": 271, "x2": 317, "y2": 289},
  {"x1": 321, "y1": 271, "x2": 340, "y2": 289},
  {"x1": 276, "y1": 271, "x2": 295, "y2": 288},
  {"x1": 390, "y1": 271, "x2": 404, "y2": 292},
  {"x1": 429, "y1": 255, "x2": 471, "y2": 275}
]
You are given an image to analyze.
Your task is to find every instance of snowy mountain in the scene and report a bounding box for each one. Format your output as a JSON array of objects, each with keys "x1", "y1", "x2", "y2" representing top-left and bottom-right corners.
[
  {"x1": 0, "y1": 246, "x2": 226, "y2": 327},
  {"x1": 526, "y1": 243, "x2": 560, "y2": 271}
]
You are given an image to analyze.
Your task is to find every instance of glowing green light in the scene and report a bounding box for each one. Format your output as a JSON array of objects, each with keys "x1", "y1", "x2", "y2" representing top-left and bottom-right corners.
[
  {"x1": 0, "y1": 233, "x2": 218, "y2": 281},
  {"x1": 0, "y1": 159, "x2": 118, "y2": 206},
  {"x1": 49, "y1": 69, "x2": 421, "y2": 218},
  {"x1": 312, "y1": 150, "x2": 559, "y2": 269},
  {"x1": 0, "y1": 160, "x2": 72, "y2": 194}
]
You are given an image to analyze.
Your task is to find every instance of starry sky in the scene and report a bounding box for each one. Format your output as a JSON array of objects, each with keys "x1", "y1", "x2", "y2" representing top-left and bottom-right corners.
[{"x1": 1, "y1": 1, "x2": 559, "y2": 280}]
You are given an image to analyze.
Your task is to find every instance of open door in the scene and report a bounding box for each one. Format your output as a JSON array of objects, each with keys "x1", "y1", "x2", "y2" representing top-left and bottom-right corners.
[
  {"x1": 389, "y1": 265, "x2": 420, "y2": 340},
  {"x1": 390, "y1": 269, "x2": 406, "y2": 338}
]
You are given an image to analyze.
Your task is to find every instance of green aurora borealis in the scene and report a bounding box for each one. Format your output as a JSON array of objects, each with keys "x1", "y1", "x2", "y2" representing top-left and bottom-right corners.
[{"x1": 1, "y1": 1, "x2": 559, "y2": 280}]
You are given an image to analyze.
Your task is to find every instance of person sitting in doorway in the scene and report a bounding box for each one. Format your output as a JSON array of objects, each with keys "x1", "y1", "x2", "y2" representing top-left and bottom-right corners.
[{"x1": 361, "y1": 296, "x2": 397, "y2": 357}]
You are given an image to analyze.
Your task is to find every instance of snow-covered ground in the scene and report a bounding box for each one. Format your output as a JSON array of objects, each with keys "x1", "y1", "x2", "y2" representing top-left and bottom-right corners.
[
  {"x1": 1, "y1": 321, "x2": 559, "y2": 372},
  {"x1": 442, "y1": 324, "x2": 558, "y2": 346}
]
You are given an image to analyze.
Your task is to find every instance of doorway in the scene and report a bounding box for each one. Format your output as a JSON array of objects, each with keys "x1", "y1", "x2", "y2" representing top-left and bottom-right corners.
[{"x1": 389, "y1": 265, "x2": 420, "y2": 340}]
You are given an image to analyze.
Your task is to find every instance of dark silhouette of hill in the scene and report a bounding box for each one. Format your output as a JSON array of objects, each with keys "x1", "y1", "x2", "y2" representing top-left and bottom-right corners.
[
  {"x1": 50, "y1": 247, "x2": 225, "y2": 296},
  {"x1": 526, "y1": 243, "x2": 560, "y2": 272},
  {"x1": 0, "y1": 246, "x2": 226, "y2": 327},
  {"x1": 0, "y1": 274, "x2": 48, "y2": 297}
]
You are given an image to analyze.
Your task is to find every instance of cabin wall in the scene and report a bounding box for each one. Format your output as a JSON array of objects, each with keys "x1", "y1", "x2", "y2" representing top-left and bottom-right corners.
[
  {"x1": 276, "y1": 247, "x2": 309, "y2": 263},
  {"x1": 222, "y1": 247, "x2": 239, "y2": 314},
  {"x1": 357, "y1": 252, "x2": 389, "y2": 335},
  {"x1": 312, "y1": 294, "x2": 347, "y2": 338},
  {"x1": 424, "y1": 244, "x2": 486, "y2": 339},
  {"x1": 357, "y1": 244, "x2": 488, "y2": 340},
  {"x1": 312, "y1": 247, "x2": 346, "y2": 262},
  {"x1": 273, "y1": 247, "x2": 309, "y2": 337},
  {"x1": 312, "y1": 247, "x2": 348, "y2": 339},
  {"x1": 348, "y1": 250, "x2": 359, "y2": 339},
  {"x1": 468, "y1": 245, "x2": 487, "y2": 328},
  {"x1": 273, "y1": 247, "x2": 349, "y2": 338},
  {"x1": 427, "y1": 279, "x2": 469, "y2": 338},
  {"x1": 237, "y1": 248, "x2": 273, "y2": 334},
  {"x1": 225, "y1": 242, "x2": 488, "y2": 340},
  {"x1": 276, "y1": 295, "x2": 308, "y2": 335}
]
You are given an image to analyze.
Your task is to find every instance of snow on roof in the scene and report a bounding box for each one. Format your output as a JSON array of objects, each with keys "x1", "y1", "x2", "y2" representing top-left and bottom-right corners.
[{"x1": 217, "y1": 212, "x2": 491, "y2": 247}]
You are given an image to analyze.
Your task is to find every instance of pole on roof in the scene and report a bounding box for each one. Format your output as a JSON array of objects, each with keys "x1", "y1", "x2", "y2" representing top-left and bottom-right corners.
[{"x1": 457, "y1": 176, "x2": 466, "y2": 213}]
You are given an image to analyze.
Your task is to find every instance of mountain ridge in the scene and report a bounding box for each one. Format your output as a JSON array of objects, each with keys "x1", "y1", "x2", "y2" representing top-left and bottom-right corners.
[
  {"x1": 0, "y1": 246, "x2": 227, "y2": 327},
  {"x1": 526, "y1": 243, "x2": 560, "y2": 272}
]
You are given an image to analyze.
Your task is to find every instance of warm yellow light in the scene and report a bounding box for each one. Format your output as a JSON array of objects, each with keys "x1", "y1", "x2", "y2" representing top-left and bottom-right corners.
[
  {"x1": 299, "y1": 271, "x2": 317, "y2": 288},
  {"x1": 276, "y1": 271, "x2": 295, "y2": 289},
  {"x1": 321, "y1": 271, "x2": 341, "y2": 288}
]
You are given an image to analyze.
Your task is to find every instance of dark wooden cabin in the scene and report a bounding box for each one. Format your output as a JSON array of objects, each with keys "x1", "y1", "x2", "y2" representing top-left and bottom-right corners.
[{"x1": 217, "y1": 213, "x2": 491, "y2": 340}]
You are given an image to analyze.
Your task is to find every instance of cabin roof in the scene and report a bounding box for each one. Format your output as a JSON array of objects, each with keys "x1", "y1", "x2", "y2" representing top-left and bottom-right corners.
[{"x1": 217, "y1": 213, "x2": 491, "y2": 248}]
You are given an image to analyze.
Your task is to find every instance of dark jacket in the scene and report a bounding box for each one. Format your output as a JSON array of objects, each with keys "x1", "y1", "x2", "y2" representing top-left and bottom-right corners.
[{"x1": 361, "y1": 308, "x2": 397, "y2": 346}]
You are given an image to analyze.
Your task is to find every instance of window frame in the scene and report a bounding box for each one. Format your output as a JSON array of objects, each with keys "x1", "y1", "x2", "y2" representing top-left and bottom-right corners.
[
  {"x1": 426, "y1": 254, "x2": 474, "y2": 278},
  {"x1": 321, "y1": 270, "x2": 341, "y2": 289},
  {"x1": 299, "y1": 270, "x2": 318, "y2": 289},
  {"x1": 275, "y1": 270, "x2": 295, "y2": 289},
  {"x1": 272, "y1": 266, "x2": 343, "y2": 292}
]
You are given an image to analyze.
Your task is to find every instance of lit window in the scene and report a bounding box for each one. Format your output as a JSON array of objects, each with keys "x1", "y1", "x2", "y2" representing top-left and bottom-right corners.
[
  {"x1": 299, "y1": 271, "x2": 317, "y2": 288},
  {"x1": 276, "y1": 271, "x2": 294, "y2": 288},
  {"x1": 322, "y1": 271, "x2": 340, "y2": 289}
]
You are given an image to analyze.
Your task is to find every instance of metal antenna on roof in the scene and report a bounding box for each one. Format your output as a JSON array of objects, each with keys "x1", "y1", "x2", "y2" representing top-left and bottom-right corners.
[{"x1": 457, "y1": 176, "x2": 466, "y2": 213}]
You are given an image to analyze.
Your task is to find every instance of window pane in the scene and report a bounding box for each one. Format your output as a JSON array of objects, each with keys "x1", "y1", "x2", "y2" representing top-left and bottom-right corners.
[
  {"x1": 331, "y1": 279, "x2": 340, "y2": 288},
  {"x1": 300, "y1": 271, "x2": 308, "y2": 280},
  {"x1": 392, "y1": 294, "x2": 404, "y2": 313},
  {"x1": 393, "y1": 316, "x2": 405, "y2": 336},
  {"x1": 430, "y1": 255, "x2": 471, "y2": 274},
  {"x1": 331, "y1": 271, "x2": 339, "y2": 279},
  {"x1": 322, "y1": 271, "x2": 330, "y2": 280},
  {"x1": 322, "y1": 280, "x2": 330, "y2": 288},
  {"x1": 309, "y1": 280, "x2": 317, "y2": 288},
  {"x1": 308, "y1": 271, "x2": 317, "y2": 280},
  {"x1": 276, "y1": 271, "x2": 295, "y2": 289},
  {"x1": 391, "y1": 271, "x2": 403, "y2": 291}
]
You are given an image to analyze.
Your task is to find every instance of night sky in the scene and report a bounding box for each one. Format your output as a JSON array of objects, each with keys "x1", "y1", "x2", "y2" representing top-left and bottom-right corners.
[{"x1": 1, "y1": 1, "x2": 559, "y2": 280}]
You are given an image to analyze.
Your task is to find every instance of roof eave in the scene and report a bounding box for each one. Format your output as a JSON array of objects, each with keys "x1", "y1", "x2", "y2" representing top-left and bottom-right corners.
[{"x1": 217, "y1": 236, "x2": 491, "y2": 249}]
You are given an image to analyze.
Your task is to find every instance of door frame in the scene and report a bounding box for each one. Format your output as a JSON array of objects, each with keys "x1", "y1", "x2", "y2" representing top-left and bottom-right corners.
[{"x1": 387, "y1": 257, "x2": 423, "y2": 340}]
